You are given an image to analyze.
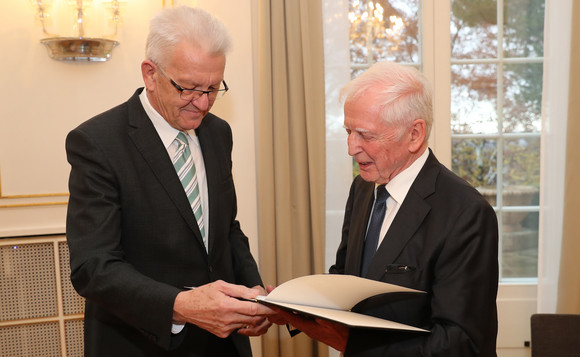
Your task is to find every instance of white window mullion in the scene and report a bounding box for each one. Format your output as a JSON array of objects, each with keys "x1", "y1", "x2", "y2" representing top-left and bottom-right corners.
[{"x1": 425, "y1": 0, "x2": 451, "y2": 166}]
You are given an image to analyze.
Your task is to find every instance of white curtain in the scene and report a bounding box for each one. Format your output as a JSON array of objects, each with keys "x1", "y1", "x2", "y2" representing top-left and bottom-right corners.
[{"x1": 537, "y1": 0, "x2": 573, "y2": 313}]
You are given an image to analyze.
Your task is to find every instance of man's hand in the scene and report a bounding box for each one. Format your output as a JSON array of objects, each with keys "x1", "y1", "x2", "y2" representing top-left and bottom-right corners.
[
  {"x1": 237, "y1": 285, "x2": 272, "y2": 336},
  {"x1": 269, "y1": 307, "x2": 349, "y2": 352},
  {"x1": 173, "y1": 280, "x2": 274, "y2": 338}
]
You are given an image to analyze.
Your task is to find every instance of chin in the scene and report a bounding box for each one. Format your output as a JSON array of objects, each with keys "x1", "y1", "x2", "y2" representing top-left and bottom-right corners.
[
  {"x1": 180, "y1": 118, "x2": 204, "y2": 131},
  {"x1": 359, "y1": 173, "x2": 375, "y2": 183},
  {"x1": 177, "y1": 111, "x2": 206, "y2": 128}
]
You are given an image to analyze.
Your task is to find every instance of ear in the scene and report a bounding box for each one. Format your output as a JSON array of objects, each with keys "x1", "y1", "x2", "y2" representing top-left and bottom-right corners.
[
  {"x1": 408, "y1": 119, "x2": 426, "y2": 153},
  {"x1": 141, "y1": 60, "x2": 157, "y2": 90}
]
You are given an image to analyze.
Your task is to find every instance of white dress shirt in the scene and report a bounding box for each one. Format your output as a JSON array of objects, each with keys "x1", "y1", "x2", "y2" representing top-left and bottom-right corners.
[{"x1": 369, "y1": 149, "x2": 430, "y2": 248}]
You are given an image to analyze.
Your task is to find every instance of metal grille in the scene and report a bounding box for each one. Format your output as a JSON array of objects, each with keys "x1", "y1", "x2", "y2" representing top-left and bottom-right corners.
[
  {"x1": 0, "y1": 236, "x2": 85, "y2": 357},
  {"x1": 58, "y1": 242, "x2": 84, "y2": 315},
  {"x1": 65, "y1": 319, "x2": 84, "y2": 357},
  {"x1": 0, "y1": 322, "x2": 61, "y2": 357},
  {"x1": 0, "y1": 243, "x2": 57, "y2": 321}
]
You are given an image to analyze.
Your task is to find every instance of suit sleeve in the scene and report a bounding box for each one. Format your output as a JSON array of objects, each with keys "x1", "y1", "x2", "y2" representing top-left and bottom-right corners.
[
  {"x1": 329, "y1": 177, "x2": 358, "y2": 275},
  {"x1": 65, "y1": 128, "x2": 181, "y2": 349}
]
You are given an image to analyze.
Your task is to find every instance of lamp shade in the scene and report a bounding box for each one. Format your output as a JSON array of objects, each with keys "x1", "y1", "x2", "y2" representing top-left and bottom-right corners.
[{"x1": 33, "y1": 0, "x2": 124, "y2": 61}]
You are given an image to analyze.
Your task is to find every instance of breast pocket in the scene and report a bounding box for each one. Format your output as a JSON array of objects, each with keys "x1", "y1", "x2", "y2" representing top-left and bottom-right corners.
[{"x1": 382, "y1": 264, "x2": 428, "y2": 291}]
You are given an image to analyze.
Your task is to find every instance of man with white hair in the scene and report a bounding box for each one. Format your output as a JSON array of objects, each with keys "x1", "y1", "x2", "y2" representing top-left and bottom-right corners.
[
  {"x1": 271, "y1": 61, "x2": 499, "y2": 356},
  {"x1": 66, "y1": 7, "x2": 272, "y2": 356}
]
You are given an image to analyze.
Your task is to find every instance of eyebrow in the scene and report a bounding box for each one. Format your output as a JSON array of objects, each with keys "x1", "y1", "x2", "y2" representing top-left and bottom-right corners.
[{"x1": 343, "y1": 125, "x2": 371, "y2": 134}]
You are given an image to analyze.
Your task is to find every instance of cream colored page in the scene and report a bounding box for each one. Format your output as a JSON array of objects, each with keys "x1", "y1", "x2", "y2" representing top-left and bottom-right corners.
[
  {"x1": 259, "y1": 274, "x2": 423, "y2": 310},
  {"x1": 258, "y1": 300, "x2": 428, "y2": 332}
]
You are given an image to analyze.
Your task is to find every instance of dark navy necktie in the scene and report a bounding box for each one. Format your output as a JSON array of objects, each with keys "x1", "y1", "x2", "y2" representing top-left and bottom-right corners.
[{"x1": 361, "y1": 184, "x2": 389, "y2": 277}]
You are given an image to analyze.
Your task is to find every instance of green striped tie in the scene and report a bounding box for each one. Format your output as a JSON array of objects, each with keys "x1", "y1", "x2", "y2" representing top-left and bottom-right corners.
[{"x1": 173, "y1": 132, "x2": 206, "y2": 247}]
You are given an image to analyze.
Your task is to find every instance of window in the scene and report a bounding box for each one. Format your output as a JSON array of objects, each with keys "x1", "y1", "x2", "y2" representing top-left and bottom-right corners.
[{"x1": 450, "y1": 0, "x2": 543, "y2": 280}]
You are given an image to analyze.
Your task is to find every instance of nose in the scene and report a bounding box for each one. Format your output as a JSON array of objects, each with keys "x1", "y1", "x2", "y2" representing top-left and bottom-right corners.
[
  {"x1": 192, "y1": 93, "x2": 211, "y2": 111},
  {"x1": 347, "y1": 132, "x2": 360, "y2": 157}
]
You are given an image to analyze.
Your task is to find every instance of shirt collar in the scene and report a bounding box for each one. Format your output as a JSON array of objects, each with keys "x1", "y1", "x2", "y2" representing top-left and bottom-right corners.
[
  {"x1": 139, "y1": 88, "x2": 197, "y2": 149},
  {"x1": 383, "y1": 149, "x2": 430, "y2": 204}
]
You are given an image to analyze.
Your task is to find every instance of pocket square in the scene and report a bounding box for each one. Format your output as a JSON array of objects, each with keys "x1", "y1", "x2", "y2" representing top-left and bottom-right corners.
[{"x1": 385, "y1": 264, "x2": 416, "y2": 274}]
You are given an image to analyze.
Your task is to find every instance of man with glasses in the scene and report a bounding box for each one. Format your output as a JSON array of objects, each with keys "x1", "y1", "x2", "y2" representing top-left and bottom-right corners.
[{"x1": 65, "y1": 7, "x2": 272, "y2": 357}]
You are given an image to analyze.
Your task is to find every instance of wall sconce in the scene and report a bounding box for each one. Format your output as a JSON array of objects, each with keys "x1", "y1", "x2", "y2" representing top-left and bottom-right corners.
[{"x1": 33, "y1": 0, "x2": 124, "y2": 62}]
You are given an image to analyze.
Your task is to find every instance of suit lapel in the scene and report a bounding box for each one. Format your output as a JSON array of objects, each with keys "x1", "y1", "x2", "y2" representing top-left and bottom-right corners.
[
  {"x1": 365, "y1": 190, "x2": 431, "y2": 280},
  {"x1": 125, "y1": 90, "x2": 205, "y2": 248},
  {"x1": 365, "y1": 151, "x2": 440, "y2": 280},
  {"x1": 195, "y1": 114, "x2": 224, "y2": 256}
]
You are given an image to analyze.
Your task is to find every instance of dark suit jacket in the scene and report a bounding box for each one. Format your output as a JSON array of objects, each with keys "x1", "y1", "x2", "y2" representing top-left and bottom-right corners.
[
  {"x1": 65, "y1": 88, "x2": 262, "y2": 357},
  {"x1": 330, "y1": 150, "x2": 498, "y2": 357}
]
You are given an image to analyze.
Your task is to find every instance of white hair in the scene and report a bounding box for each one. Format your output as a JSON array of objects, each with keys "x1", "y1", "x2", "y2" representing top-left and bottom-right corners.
[
  {"x1": 145, "y1": 6, "x2": 232, "y2": 67},
  {"x1": 340, "y1": 61, "x2": 433, "y2": 140}
]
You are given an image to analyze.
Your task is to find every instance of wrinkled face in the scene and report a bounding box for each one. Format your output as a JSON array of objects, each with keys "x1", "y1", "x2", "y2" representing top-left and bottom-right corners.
[
  {"x1": 143, "y1": 42, "x2": 226, "y2": 131},
  {"x1": 343, "y1": 93, "x2": 415, "y2": 185}
]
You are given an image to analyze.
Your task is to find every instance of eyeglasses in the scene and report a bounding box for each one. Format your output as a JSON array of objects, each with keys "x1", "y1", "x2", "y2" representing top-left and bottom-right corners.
[{"x1": 156, "y1": 65, "x2": 228, "y2": 101}]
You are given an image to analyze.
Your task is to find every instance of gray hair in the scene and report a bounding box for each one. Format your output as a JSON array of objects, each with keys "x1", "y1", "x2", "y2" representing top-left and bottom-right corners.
[
  {"x1": 340, "y1": 61, "x2": 433, "y2": 140},
  {"x1": 145, "y1": 6, "x2": 232, "y2": 67}
]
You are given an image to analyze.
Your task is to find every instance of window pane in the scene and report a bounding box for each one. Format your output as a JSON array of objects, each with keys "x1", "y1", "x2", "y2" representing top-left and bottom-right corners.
[
  {"x1": 503, "y1": 137, "x2": 540, "y2": 204},
  {"x1": 374, "y1": 0, "x2": 420, "y2": 63},
  {"x1": 502, "y1": 211, "x2": 538, "y2": 279},
  {"x1": 450, "y1": 0, "x2": 497, "y2": 59},
  {"x1": 451, "y1": 64, "x2": 498, "y2": 134},
  {"x1": 503, "y1": 0, "x2": 545, "y2": 58},
  {"x1": 349, "y1": 1, "x2": 370, "y2": 65},
  {"x1": 350, "y1": 67, "x2": 366, "y2": 80},
  {"x1": 503, "y1": 63, "x2": 543, "y2": 133},
  {"x1": 349, "y1": 0, "x2": 420, "y2": 64},
  {"x1": 452, "y1": 138, "x2": 498, "y2": 191}
]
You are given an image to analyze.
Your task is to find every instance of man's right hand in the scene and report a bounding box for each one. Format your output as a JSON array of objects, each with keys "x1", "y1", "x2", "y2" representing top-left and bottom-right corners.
[{"x1": 172, "y1": 280, "x2": 274, "y2": 338}]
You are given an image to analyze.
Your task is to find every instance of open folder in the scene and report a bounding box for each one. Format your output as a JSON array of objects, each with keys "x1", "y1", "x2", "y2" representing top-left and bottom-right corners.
[{"x1": 256, "y1": 274, "x2": 429, "y2": 333}]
